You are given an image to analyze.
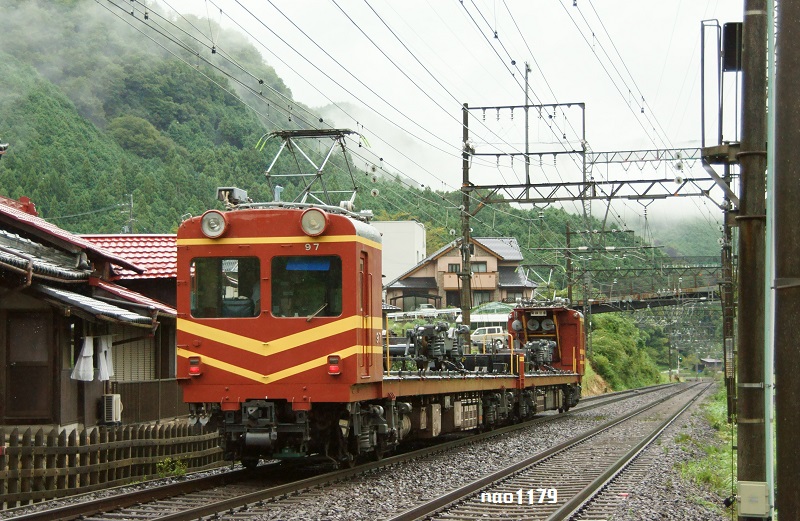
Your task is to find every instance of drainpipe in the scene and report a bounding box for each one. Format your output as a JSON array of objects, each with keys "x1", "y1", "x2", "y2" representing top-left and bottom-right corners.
[{"x1": 0, "y1": 245, "x2": 34, "y2": 292}]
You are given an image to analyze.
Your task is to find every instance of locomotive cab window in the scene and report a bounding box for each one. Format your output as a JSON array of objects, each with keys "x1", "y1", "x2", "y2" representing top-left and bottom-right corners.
[
  {"x1": 190, "y1": 257, "x2": 261, "y2": 318},
  {"x1": 271, "y1": 256, "x2": 342, "y2": 318}
]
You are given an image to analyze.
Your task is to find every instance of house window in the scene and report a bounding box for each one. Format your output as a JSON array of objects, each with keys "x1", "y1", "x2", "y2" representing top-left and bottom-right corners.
[
  {"x1": 473, "y1": 290, "x2": 493, "y2": 305},
  {"x1": 506, "y1": 290, "x2": 523, "y2": 302},
  {"x1": 448, "y1": 263, "x2": 460, "y2": 273},
  {"x1": 471, "y1": 262, "x2": 487, "y2": 273}
]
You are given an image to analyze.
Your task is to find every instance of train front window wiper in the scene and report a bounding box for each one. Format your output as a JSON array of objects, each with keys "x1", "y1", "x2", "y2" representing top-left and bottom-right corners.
[{"x1": 306, "y1": 302, "x2": 328, "y2": 322}]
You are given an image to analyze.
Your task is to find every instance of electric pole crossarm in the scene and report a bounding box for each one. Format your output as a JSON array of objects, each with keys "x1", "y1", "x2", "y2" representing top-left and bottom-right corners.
[
  {"x1": 587, "y1": 147, "x2": 702, "y2": 165},
  {"x1": 470, "y1": 178, "x2": 721, "y2": 206}
]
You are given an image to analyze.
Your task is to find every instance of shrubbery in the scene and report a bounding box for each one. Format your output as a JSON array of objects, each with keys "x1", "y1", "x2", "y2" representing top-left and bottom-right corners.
[{"x1": 589, "y1": 314, "x2": 661, "y2": 390}]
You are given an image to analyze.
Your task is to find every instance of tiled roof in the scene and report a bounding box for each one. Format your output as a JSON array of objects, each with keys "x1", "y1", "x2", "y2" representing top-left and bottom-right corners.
[
  {"x1": 384, "y1": 236, "x2": 522, "y2": 288},
  {"x1": 81, "y1": 234, "x2": 177, "y2": 280},
  {"x1": 90, "y1": 278, "x2": 176, "y2": 317},
  {"x1": 473, "y1": 237, "x2": 524, "y2": 261},
  {"x1": 498, "y1": 266, "x2": 537, "y2": 288},
  {"x1": 0, "y1": 200, "x2": 143, "y2": 273},
  {"x1": 33, "y1": 284, "x2": 154, "y2": 328},
  {"x1": 388, "y1": 277, "x2": 438, "y2": 290},
  {"x1": 0, "y1": 228, "x2": 91, "y2": 281}
]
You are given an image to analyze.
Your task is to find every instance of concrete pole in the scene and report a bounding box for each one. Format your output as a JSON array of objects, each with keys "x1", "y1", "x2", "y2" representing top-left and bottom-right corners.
[
  {"x1": 774, "y1": 1, "x2": 800, "y2": 517},
  {"x1": 460, "y1": 104, "x2": 472, "y2": 328},
  {"x1": 736, "y1": 2, "x2": 768, "y2": 518}
]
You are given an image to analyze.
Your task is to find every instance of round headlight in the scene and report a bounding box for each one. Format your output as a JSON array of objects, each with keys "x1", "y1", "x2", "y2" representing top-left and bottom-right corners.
[
  {"x1": 300, "y1": 208, "x2": 329, "y2": 236},
  {"x1": 200, "y1": 210, "x2": 228, "y2": 238}
]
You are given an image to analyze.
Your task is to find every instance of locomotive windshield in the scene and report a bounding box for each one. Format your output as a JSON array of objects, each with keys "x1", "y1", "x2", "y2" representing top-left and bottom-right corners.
[
  {"x1": 271, "y1": 255, "x2": 342, "y2": 318},
  {"x1": 190, "y1": 257, "x2": 260, "y2": 318}
]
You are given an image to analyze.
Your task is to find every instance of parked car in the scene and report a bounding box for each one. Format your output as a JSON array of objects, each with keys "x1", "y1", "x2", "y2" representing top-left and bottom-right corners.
[
  {"x1": 414, "y1": 303, "x2": 437, "y2": 317},
  {"x1": 471, "y1": 326, "x2": 508, "y2": 349}
]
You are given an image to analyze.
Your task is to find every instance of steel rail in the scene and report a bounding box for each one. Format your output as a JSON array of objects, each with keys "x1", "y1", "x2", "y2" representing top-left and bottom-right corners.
[
  {"x1": 5, "y1": 382, "x2": 674, "y2": 521},
  {"x1": 384, "y1": 382, "x2": 703, "y2": 521},
  {"x1": 548, "y1": 382, "x2": 712, "y2": 520}
]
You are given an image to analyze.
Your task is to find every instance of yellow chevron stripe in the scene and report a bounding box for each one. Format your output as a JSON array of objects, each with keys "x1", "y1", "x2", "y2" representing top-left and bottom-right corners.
[
  {"x1": 178, "y1": 347, "x2": 267, "y2": 382},
  {"x1": 178, "y1": 344, "x2": 381, "y2": 384},
  {"x1": 177, "y1": 316, "x2": 382, "y2": 357},
  {"x1": 177, "y1": 234, "x2": 381, "y2": 250}
]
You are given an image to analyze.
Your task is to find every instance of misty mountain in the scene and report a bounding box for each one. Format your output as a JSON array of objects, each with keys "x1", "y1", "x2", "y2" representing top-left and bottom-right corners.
[{"x1": 0, "y1": 0, "x2": 717, "y2": 272}]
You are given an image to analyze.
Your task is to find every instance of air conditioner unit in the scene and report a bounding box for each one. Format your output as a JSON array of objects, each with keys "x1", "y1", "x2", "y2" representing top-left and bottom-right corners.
[{"x1": 102, "y1": 394, "x2": 123, "y2": 424}]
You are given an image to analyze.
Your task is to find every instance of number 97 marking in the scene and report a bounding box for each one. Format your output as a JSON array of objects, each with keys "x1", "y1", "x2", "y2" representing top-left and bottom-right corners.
[{"x1": 305, "y1": 243, "x2": 319, "y2": 251}]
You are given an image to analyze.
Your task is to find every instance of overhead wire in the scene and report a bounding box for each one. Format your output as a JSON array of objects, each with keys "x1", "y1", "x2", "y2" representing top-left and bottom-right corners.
[
  {"x1": 151, "y1": 0, "x2": 321, "y2": 124},
  {"x1": 458, "y1": 1, "x2": 584, "y2": 178},
  {"x1": 565, "y1": 1, "x2": 722, "y2": 230},
  {"x1": 227, "y1": 0, "x2": 553, "y2": 219},
  {"x1": 104, "y1": 3, "x2": 692, "y2": 276},
  {"x1": 126, "y1": 0, "x2": 490, "y2": 221},
  {"x1": 105, "y1": 0, "x2": 313, "y2": 128},
  {"x1": 333, "y1": 0, "x2": 525, "y2": 186}
]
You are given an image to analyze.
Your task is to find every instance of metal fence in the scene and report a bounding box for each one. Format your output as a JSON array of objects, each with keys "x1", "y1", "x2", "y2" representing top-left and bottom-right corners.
[{"x1": 0, "y1": 422, "x2": 223, "y2": 509}]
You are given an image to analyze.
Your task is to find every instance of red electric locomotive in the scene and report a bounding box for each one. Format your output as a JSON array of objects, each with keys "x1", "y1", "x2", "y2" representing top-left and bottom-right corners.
[
  {"x1": 176, "y1": 188, "x2": 583, "y2": 467},
  {"x1": 176, "y1": 131, "x2": 583, "y2": 467}
]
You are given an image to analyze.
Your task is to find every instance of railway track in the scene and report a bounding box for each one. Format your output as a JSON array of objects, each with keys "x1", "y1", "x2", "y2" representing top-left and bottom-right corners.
[
  {"x1": 3, "y1": 383, "x2": 683, "y2": 521},
  {"x1": 386, "y1": 382, "x2": 710, "y2": 521}
]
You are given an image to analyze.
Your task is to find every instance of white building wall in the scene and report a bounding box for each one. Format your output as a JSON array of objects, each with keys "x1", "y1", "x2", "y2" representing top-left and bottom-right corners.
[{"x1": 373, "y1": 221, "x2": 426, "y2": 283}]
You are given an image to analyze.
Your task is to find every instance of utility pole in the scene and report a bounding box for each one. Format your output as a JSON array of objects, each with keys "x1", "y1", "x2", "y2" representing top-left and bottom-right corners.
[
  {"x1": 460, "y1": 103, "x2": 472, "y2": 329},
  {"x1": 566, "y1": 223, "x2": 573, "y2": 302},
  {"x1": 736, "y1": 1, "x2": 767, "y2": 517},
  {"x1": 774, "y1": 0, "x2": 800, "y2": 517}
]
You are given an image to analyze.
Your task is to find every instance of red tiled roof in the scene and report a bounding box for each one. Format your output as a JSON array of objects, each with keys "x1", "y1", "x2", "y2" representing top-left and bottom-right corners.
[
  {"x1": 0, "y1": 200, "x2": 143, "y2": 273},
  {"x1": 82, "y1": 234, "x2": 177, "y2": 280}
]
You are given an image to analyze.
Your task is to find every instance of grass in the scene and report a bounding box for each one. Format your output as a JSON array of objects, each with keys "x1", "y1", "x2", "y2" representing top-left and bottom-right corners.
[
  {"x1": 581, "y1": 360, "x2": 611, "y2": 396},
  {"x1": 675, "y1": 382, "x2": 736, "y2": 512},
  {"x1": 156, "y1": 457, "x2": 188, "y2": 479}
]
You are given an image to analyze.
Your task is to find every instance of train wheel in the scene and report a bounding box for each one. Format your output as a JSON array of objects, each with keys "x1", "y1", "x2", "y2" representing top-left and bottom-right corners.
[{"x1": 241, "y1": 457, "x2": 259, "y2": 470}]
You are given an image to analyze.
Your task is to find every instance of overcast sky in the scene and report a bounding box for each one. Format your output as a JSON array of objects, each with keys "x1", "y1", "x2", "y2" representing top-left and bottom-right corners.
[{"x1": 154, "y1": 0, "x2": 741, "y2": 227}]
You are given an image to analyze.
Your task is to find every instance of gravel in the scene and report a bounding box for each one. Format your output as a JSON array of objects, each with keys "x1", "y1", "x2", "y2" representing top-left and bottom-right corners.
[
  {"x1": 603, "y1": 385, "x2": 732, "y2": 521},
  {"x1": 1, "y1": 384, "x2": 733, "y2": 521},
  {"x1": 239, "y1": 385, "x2": 722, "y2": 521}
]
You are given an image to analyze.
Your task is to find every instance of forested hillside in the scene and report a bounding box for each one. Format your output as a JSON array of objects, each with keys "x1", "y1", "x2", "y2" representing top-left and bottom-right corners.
[
  {"x1": 0, "y1": 0, "x2": 725, "y2": 389},
  {"x1": 0, "y1": 0, "x2": 717, "y2": 275},
  {"x1": 0, "y1": 0, "x2": 714, "y2": 280}
]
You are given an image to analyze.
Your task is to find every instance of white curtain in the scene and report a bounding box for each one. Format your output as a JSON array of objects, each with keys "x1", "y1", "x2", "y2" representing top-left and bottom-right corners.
[
  {"x1": 70, "y1": 336, "x2": 94, "y2": 381},
  {"x1": 97, "y1": 335, "x2": 114, "y2": 381}
]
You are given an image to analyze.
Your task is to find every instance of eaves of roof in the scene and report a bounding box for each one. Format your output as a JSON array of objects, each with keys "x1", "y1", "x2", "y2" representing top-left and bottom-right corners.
[
  {"x1": 0, "y1": 202, "x2": 143, "y2": 273},
  {"x1": 32, "y1": 284, "x2": 154, "y2": 328},
  {"x1": 90, "y1": 277, "x2": 177, "y2": 317},
  {"x1": 0, "y1": 229, "x2": 90, "y2": 281}
]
